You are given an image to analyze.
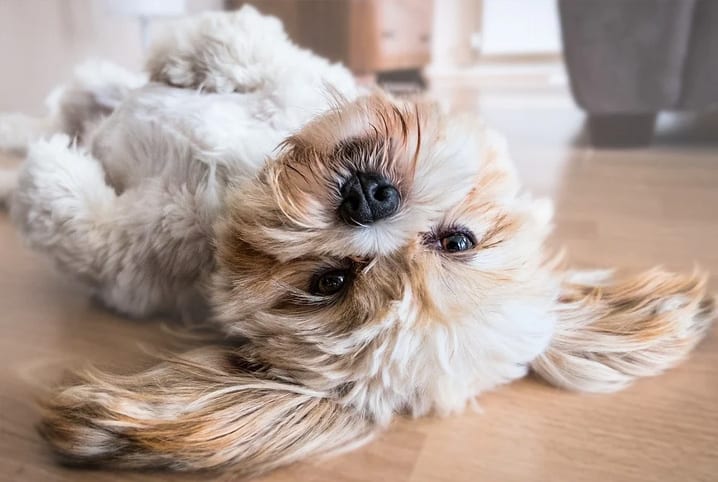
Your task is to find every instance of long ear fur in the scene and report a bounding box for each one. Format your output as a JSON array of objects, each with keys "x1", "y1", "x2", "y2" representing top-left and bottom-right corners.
[
  {"x1": 532, "y1": 268, "x2": 715, "y2": 392},
  {"x1": 39, "y1": 347, "x2": 376, "y2": 474}
]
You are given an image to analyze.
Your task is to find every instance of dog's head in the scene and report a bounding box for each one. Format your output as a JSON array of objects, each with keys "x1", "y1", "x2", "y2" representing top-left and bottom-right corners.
[{"x1": 212, "y1": 93, "x2": 556, "y2": 415}]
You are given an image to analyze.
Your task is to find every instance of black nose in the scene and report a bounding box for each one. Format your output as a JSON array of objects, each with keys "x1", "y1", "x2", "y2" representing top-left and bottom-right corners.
[{"x1": 339, "y1": 172, "x2": 400, "y2": 225}]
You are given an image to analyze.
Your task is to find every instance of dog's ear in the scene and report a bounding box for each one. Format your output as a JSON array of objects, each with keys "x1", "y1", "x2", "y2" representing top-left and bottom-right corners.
[
  {"x1": 532, "y1": 269, "x2": 715, "y2": 392},
  {"x1": 39, "y1": 347, "x2": 376, "y2": 474}
]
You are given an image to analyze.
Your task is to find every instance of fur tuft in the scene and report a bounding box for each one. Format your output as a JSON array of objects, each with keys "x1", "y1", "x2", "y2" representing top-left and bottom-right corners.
[
  {"x1": 532, "y1": 269, "x2": 715, "y2": 392},
  {"x1": 39, "y1": 347, "x2": 376, "y2": 474}
]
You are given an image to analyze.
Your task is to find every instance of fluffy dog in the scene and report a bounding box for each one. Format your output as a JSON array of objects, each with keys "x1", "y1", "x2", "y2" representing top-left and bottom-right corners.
[{"x1": 1, "y1": 6, "x2": 714, "y2": 477}]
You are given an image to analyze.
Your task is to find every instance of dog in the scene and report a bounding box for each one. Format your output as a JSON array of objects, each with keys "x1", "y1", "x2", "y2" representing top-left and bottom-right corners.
[{"x1": 0, "y1": 6, "x2": 714, "y2": 477}]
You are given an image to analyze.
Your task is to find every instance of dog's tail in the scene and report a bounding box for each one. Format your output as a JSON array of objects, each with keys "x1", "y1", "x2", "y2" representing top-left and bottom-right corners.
[
  {"x1": 532, "y1": 268, "x2": 715, "y2": 392},
  {"x1": 39, "y1": 347, "x2": 376, "y2": 474}
]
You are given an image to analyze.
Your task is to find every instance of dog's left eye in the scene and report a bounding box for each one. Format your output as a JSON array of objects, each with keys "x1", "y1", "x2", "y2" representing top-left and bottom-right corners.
[
  {"x1": 311, "y1": 269, "x2": 349, "y2": 296},
  {"x1": 440, "y1": 232, "x2": 475, "y2": 252}
]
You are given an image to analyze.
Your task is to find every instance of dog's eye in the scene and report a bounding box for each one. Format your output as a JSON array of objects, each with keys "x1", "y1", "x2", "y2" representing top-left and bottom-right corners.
[
  {"x1": 440, "y1": 232, "x2": 475, "y2": 253},
  {"x1": 311, "y1": 270, "x2": 349, "y2": 296}
]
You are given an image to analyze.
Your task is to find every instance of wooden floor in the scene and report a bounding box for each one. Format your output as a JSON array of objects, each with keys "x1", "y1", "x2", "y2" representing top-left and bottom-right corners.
[{"x1": 1, "y1": 75, "x2": 717, "y2": 482}]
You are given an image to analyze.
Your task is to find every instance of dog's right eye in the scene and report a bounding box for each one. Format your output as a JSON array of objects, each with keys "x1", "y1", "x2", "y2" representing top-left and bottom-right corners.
[
  {"x1": 311, "y1": 269, "x2": 349, "y2": 296},
  {"x1": 440, "y1": 232, "x2": 475, "y2": 252}
]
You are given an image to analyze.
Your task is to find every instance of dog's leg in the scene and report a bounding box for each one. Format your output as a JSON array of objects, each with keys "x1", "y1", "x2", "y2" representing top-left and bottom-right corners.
[
  {"x1": 10, "y1": 135, "x2": 117, "y2": 281},
  {"x1": 532, "y1": 269, "x2": 715, "y2": 392},
  {"x1": 11, "y1": 135, "x2": 215, "y2": 317},
  {"x1": 0, "y1": 61, "x2": 145, "y2": 155},
  {"x1": 145, "y1": 6, "x2": 355, "y2": 97},
  {"x1": 146, "y1": 7, "x2": 286, "y2": 93},
  {"x1": 39, "y1": 347, "x2": 376, "y2": 473}
]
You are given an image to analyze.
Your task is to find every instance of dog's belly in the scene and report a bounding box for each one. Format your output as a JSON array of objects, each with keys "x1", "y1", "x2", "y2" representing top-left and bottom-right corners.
[{"x1": 90, "y1": 84, "x2": 299, "y2": 195}]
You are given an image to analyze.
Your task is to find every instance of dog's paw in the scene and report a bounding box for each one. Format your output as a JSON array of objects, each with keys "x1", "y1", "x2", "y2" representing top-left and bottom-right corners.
[
  {"x1": 11, "y1": 135, "x2": 114, "y2": 247},
  {"x1": 146, "y1": 6, "x2": 286, "y2": 93}
]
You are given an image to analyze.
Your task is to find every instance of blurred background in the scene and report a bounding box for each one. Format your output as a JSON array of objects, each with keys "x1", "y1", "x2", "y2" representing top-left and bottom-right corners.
[{"x1": 1, "y1": 0, "x2": 717, "y2": 151}]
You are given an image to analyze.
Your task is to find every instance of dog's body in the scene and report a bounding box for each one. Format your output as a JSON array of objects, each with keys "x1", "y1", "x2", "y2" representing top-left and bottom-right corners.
[
  {"x1": 8, "y1": 8, "x2": 358, "y2": 318},
  {"x1": 1, "y1": 6, "x2": 714, "y2": 476}
]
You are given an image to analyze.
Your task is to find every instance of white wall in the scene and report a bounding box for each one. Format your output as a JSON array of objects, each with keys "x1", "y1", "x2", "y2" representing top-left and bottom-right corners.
[
  {"x1": 0, "y1": 0, "x2": 224, "y2": 114},
  {"x1": 431, "y1": 0, "x2": 482, "y2": 69},
  {"x1": 481, "y1": 0, "x2": 561, "y2": 55}
]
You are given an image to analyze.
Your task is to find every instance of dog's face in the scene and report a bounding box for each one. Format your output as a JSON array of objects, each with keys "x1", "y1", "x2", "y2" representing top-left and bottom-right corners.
[{"x1": 212, "y1": 94, "x2": 556, "y2": 414}]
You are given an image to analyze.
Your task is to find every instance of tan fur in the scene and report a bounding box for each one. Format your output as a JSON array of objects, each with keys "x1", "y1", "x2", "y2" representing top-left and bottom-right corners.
[
  {"x1": 532, "y1": 269, "x2": 715, "y2": 392},
  {"x1": 39, "y1": 348, "x2": 376, "y2": 473}
]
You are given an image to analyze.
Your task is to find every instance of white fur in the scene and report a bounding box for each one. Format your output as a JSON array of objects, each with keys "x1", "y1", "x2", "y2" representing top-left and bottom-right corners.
[{"x1": 146, "y1": 7, "x2": 355, "y2": 96}]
